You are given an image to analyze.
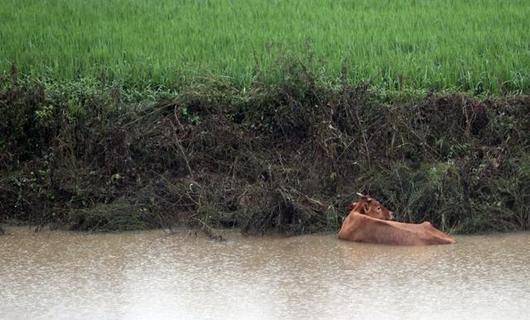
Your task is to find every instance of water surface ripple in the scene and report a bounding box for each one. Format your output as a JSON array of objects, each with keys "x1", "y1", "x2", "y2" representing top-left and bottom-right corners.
[{"x1": 1, "y1": 228, "x2": 529, "y2": 320}]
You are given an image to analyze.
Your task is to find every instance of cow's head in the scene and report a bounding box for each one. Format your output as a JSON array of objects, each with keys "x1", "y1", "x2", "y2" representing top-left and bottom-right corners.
[{"x1": 349, "y1": 193, "x2": 394, "y2": 220}]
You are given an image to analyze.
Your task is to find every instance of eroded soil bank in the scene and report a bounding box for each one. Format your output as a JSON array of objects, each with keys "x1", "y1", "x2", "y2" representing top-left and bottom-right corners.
[{"x1": 1, "y1": 73, "x2": 528, "y2": 234}]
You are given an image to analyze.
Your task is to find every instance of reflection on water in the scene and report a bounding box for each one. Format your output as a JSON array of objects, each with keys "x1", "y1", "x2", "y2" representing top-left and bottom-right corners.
[{"x1": 1, "y1": 227, "x2": 529, "y2": 320}]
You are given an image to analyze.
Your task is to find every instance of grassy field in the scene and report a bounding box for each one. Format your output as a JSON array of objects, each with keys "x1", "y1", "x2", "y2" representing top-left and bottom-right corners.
[{"x1": 1, "y1": 0, "x2": 530, "y2": 93}]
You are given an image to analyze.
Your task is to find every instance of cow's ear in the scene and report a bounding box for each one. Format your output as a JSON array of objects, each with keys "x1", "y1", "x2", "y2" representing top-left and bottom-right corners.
[{"x1": 362, "y1": 202, "x2": 370, "y2": 213}]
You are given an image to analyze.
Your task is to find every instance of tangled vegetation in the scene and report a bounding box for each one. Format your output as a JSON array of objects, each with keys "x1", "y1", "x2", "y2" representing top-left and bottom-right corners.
[{"x1": 1, "y1": 65, "x2": 528, "y2": 235}]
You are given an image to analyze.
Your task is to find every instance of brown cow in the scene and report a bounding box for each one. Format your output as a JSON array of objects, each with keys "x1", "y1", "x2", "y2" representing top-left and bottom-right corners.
[{"x1": 338, "y1": 194, "x2": 455, "y2": 245}]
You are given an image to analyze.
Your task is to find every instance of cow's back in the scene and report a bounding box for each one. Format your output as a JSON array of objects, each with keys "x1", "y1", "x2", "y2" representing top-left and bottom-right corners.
[{"x1": 339, "y1": 213, "x2": 455, "y2": 245}]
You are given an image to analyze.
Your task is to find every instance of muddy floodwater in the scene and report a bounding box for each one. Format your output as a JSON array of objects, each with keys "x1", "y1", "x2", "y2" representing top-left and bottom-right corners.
[{"x1": 1, "y1": 228, "x2": 529, "y2": 320}]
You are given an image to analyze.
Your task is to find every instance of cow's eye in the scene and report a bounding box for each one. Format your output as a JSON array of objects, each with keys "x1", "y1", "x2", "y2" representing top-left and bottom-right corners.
[{"x1": 377, "y1": 207, "x2": 381, "y2": 211}]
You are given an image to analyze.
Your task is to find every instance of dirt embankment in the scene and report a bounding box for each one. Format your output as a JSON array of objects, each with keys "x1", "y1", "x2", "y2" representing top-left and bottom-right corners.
[{"x1": 1, "y1": 73, "x2": 528, "y2": 235}]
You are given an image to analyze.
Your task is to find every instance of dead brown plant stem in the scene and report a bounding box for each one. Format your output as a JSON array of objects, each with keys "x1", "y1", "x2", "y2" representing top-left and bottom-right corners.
[{"x1": 172, "y1": 105, "x2": 194, "y2": 177}]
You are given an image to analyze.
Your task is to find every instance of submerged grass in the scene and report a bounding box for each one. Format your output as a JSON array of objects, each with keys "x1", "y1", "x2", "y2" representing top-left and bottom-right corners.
[
  {"x1": 1, "y1": 0, "x2": 530, "y2": 93},
  {"x1": 1, "y1": 66, "x2": 528, "y2": 234}
]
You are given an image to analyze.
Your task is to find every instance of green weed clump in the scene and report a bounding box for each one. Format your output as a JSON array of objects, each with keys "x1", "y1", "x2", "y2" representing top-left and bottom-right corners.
[{"x1": 1, "y1": 0, "x2": 530, "y2": 94}]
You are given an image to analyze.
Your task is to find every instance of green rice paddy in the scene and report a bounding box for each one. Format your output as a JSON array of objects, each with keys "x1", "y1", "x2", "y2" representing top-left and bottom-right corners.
[{"x1": 1, "y1": 0, "x2": 529, "y2": 93}]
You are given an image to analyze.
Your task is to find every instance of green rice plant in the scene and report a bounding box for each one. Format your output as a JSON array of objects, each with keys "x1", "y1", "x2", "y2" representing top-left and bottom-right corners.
[{"x1": 1, "y1": 0, "x2": 530, "y2": 93}]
